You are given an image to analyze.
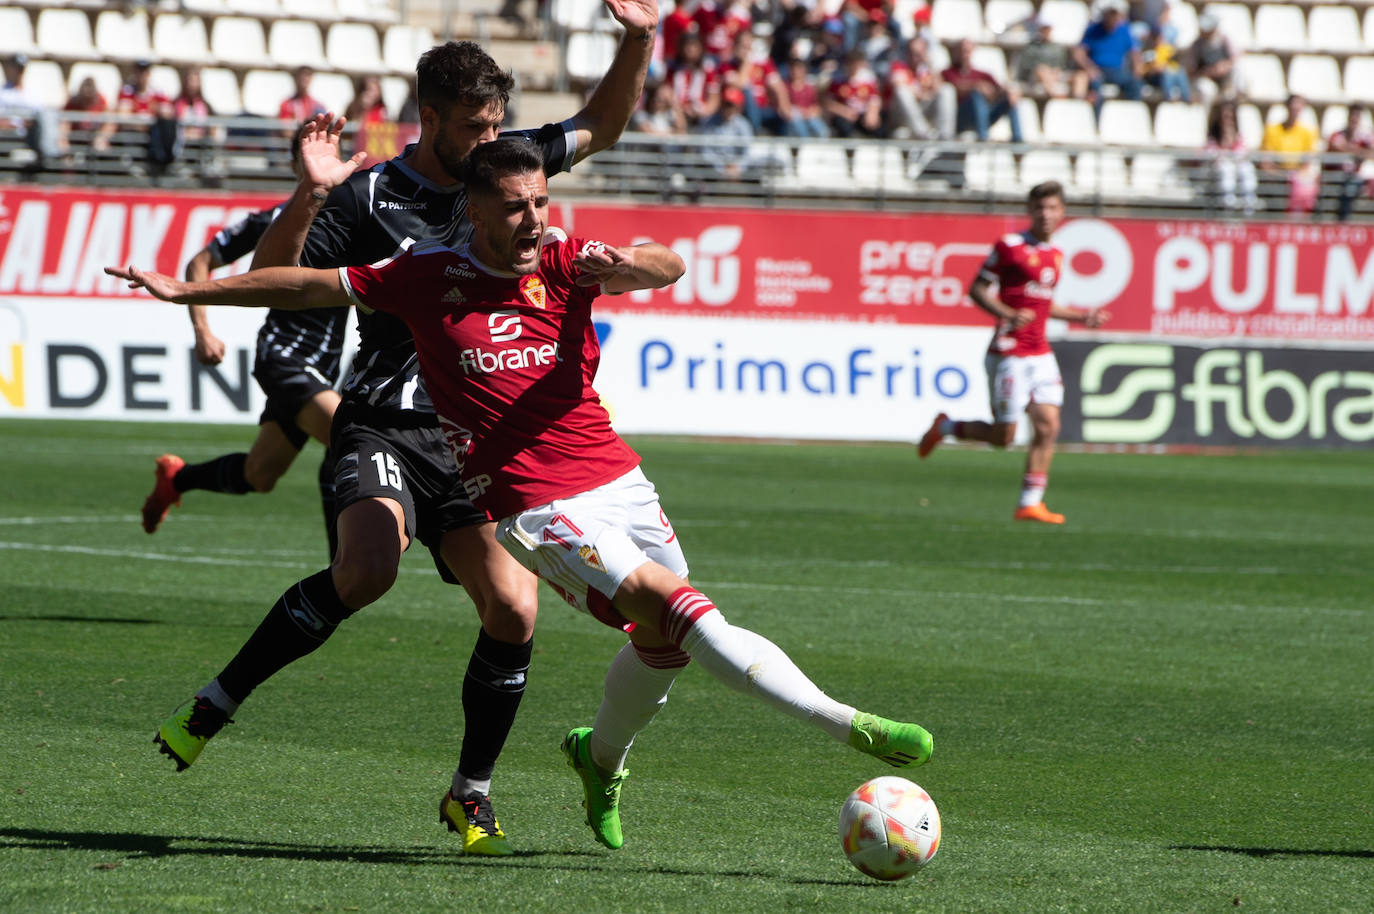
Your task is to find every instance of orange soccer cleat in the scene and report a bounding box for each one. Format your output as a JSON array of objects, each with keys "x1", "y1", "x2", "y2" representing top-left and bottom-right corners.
[
  {"x1": 142, "y1": 454, "x2": 186, "y2": 534},
  {"x1": 917, "y1": 413, "x2": 948, "y2": 459},
  {"x1": 1013, "y1": 503, "x2": 1065, "y2": 524}
]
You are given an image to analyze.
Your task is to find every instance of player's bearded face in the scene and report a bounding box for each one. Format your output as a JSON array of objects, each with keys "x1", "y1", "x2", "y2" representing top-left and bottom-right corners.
[
  {"x1": 474, "y1": 171, "x2": 550, "y2": 275},
  {"x1": 430, "y1": 101, "x2": 504, "y2": 181}
]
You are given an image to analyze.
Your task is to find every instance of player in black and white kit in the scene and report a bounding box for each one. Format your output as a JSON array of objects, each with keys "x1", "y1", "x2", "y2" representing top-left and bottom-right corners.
[
  {"x1": 141, "y1": 131, "x2": 347, "y2": 556},
  {"x1": 151, "y1": 5, "x2": 658, "y2": 856}
]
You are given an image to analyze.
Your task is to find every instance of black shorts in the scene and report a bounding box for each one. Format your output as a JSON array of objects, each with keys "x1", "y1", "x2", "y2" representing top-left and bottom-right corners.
[
  {"x1": 331, "y1": 407, "x2": 487, "y2": 585},
  {"x1": 253, "y1": 351, "x2": 339, "y2": 450}
]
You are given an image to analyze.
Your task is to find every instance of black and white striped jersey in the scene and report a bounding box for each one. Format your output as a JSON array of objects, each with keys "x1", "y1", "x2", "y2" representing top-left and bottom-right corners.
[{"x1": 300, "y1": 121, "x2": 578, "y2": 419}]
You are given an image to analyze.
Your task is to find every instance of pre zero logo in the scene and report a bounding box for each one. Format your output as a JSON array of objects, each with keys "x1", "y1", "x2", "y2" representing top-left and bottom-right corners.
[{"x1": 488, "y1": 310, "x2": 522, "y2": 342}]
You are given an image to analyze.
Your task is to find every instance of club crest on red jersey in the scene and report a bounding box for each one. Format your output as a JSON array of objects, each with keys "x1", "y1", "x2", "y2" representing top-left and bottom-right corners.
[{"x1": 520, "y1": 275, "x2": 547, "y2": 309}]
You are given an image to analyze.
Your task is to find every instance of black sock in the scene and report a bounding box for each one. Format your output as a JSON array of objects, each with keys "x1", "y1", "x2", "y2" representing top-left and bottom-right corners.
[
  {"x1": 319, "y1": 449, "x2": 339, "y2": 560},
  {"x1": 457, "y1": 630, "x2": 533, "y2": 782},
  {"x1": 174, "y1": 453, "x2": 252, "y2": 494},
  {"x1": 216, "y1": 569, "x2": 352, "y2": 704}
]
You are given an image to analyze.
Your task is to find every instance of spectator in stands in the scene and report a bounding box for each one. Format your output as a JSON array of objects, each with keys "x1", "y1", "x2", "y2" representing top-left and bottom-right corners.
[
  {"x1": 667, "y1": 32, "x2": 721, "y2": 127},
  {"x1": 1259, "y1": 94, "x2": 1321, "y2": 214},
  {"x1": 1205, "y1": 100, "x2": 1257, "y2": 214},
  {"x1": 278, "y1": 65, "x2": 326, "y2": 123},
  {"x1": 1322, "y1": 105, "x2": 1374, "y2": 222},
  {"x1": 98, "y1": 59, "x2": 174, "y2": 165},
  {"x1": 1012, "y1": 16, "x2": 1081, "y2": 99},
  {"x1": 695, "y1": 85, "x2": 765, "y2": 180},
  {"x1": 720, "y1": 29, "x2": 789, "y2": 135},
  {"x1": 693, "y1": 0, "x2": 751, "y2": 65},
  {"x1": 886, "y1": 36, "x2": 954, "y2": 140},
  {"x1": 942, "y1": 38, "x2": 1022, "y2": 143},
  {"x1": 781, "y1": 59, "x2": 829, "y2": 139},
  {"x1": 1184, "y1": 13, "x2": 1238, "y2": 110},
  {"x1": 344, "y1": 75, "x2": 388, "y2": 127},
  {"x1": 0, "y1": 53, "x2": 61, "y2": 172},
  {"x1": 824, "y1": 48, "x2": 884, "y2": 139},
  {"x1": 174, "y1": 66, "x2": 215, "y2": 140},
  {"x1": 1127, "y1": 0, "x2": 1169, "y2": 36},
  {"x1": 631, "y1": 80, "x2": 688, "y2": 137},
  {"x1": 61, "y1": 75, "x2": 108, "y2": 154},
  {"x1": 842, "y1": 0, "x2": 895, "y2": 55},
  {"x1": 1073, "y1": 0, "x2": 1142, "y2": 117},
  {"x1": 1141, "y1": 25, "x2": 1188, "y2": 102}
]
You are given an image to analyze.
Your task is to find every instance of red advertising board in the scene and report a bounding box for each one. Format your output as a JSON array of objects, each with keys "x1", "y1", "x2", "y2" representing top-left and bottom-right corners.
[{"x1": 3, "y1": 185, "x2": 1372, "y2": 343}]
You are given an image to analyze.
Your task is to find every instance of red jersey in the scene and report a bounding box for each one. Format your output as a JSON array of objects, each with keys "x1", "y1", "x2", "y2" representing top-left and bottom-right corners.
[
  {"x1": 117, "y1": 85, "x2": 170, "y2": 114},
  {"x1": 828, "y1": 69, "x2": 880, "y2": 115},
  {"x1": 278, "y1": 94, "x2": 326, "y2": 122},
  {"x1": 340, "y1": 232, "x2": 640, "y2": 518},
  {"x1": 976, "y1": 231, "x2": 1063, "y2": 357}
]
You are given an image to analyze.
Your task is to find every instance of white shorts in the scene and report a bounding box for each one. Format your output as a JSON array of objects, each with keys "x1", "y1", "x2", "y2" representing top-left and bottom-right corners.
[
  {"x1": 495, "y1": 466, "x2": 688, "y2": 629},
  {"x1": 986, "y1": 352, "x2": 1064, "y2": 424}
]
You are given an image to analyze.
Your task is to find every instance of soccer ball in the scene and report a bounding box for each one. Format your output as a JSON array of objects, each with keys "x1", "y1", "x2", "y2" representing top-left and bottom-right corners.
[{"x1": 838, "y1": 776, "x2": 941, "y2": 881}]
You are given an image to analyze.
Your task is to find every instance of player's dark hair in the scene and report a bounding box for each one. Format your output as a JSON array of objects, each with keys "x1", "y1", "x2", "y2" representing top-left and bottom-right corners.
[
  {"x1": 1028, "y1": 180, "x2": 1064, "y2": 204},
  {"x1": 458, "y1": 138, "x2": 544, "y2": 196},
  {"x1": 416, "y1": 41, "x2": 514, "y2": 113}
]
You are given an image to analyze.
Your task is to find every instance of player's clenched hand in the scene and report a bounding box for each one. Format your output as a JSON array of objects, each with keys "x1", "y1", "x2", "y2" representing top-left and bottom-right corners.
[
  {"x1": 603, "y1": 0, "x2": 659, "y2": 33},
  {"x1": 573, "y1": 241, "x2": 633, "y2": 286},
  {"x1": 194, "y1": 331, "x2": 226, "y2": 366},
  {"x1": 105, "y1": 265, "x2": 189, "y2": 302},
  {"x1": 298, "y1": 113, "x2": 368, "y2": 192},
  {"x1": 1011, "y1": 307, "x2": 1036, "y2": 328},
  {"x1": 1084, "y1": 308, "x2": 1111, "y2": 328}
]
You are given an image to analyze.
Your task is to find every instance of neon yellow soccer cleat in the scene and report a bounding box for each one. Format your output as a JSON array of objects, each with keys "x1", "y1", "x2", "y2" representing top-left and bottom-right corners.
[
  {"x1": 849, "y1": 712, "x2": 934, "y2": 768},
  {"x1": 154, "y1": 695, "x2": 232, "y2": 771},
  {"x1": 561, "y1": 727, "x2": 628, "y2": 850},
  {"x1": 440, "y1": 790, "x2": 514, "y2": 856}
]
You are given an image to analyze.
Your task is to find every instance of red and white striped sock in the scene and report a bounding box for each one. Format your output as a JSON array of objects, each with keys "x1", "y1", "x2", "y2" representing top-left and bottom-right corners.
[
  {"x1": 662, "y1": 587, "x2": 856, "y2": 743},
  {"x1": 1019, "y1": 471, "x2": 1048, "y2": 508},
  {"x1": 589, "y1": 641, "x2": 688, "y2": 775}
]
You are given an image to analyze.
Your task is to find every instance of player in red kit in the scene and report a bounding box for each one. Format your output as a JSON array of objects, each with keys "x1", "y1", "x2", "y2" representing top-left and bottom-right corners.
[
  {"x1": 109, "y1": 138, "x2": 935, "y2": 852},
  {"x1": 918, "y1": 181, "x2": 1109, "y2": 524}
]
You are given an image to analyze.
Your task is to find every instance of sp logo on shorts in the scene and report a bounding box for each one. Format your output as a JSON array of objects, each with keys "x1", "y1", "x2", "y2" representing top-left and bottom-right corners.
[
  {"x1": 488, "y1": 310, "x2": 522, "y2": 342},
  {"x1": 577, "y1": 545, "x2": 606, "y2": 572},
  {"x1": 520, "y1": 274, "x2": 547, "y2": 309}
]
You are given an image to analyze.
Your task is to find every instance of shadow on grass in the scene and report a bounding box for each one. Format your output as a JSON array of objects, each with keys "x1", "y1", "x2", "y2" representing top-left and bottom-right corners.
[
  {"x1": 0, "y1": 827, "x2": 862, "y2": 885},
  {"x1": 0, "y1": 615, "x2": 161, "y2": 624},
  {"x1": 1171, "y1": 844, "x2": 1374, "y2": 859}
]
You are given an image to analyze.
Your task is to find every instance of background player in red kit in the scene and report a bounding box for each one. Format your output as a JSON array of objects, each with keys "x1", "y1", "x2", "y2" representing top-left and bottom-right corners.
[
  {"x1": 918, "y1": 181, "x2": 1109, "y2": 524},
  {"x1": 109, "y1": 138, "x2": 935, "y2": 852}
]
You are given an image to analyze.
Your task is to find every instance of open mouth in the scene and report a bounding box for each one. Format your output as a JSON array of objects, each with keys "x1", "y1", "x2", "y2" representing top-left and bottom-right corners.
[{"x1": 514, "y1": 235, "x2": 539, "y2": 259}]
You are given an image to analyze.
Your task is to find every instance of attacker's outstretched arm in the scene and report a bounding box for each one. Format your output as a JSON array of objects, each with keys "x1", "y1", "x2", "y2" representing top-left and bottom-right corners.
[
  {"x1": 573, "y1": 241, "x2": 684, "y2": 294},
  {"x1": 105, "y1": 264, "x2": 350, "y2": 311}
]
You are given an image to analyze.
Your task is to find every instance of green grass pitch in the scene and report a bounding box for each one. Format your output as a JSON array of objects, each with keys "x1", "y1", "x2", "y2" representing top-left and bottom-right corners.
[{"x1": 0, "y1": 418, "x2": 1370, "y2": 913}]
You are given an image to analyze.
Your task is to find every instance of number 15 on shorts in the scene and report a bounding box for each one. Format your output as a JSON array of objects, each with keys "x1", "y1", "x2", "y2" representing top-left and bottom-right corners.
[{"x1": 370, "y1": 452, "x2": 403, "y2": 490}]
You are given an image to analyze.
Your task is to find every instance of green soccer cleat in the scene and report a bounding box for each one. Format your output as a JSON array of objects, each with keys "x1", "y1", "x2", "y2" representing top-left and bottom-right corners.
[
  {"x1": 561, "y1": 727, "x2": 628, "y2": 850},
  {"x1": 154, "y1": 695, "x2": 232, "y2": 771},
  {"x1": 440, "y1": 790, "x2": 514, "y2": 856},
  {"x1": 848, "y1": 712, "x2": 934, "y2": 768}
]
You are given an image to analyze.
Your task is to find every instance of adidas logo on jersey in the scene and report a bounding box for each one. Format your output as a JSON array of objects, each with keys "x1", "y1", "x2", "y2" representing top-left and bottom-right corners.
[{"x1": 441, "y1": 286, "x2": 466, "y2": 303}]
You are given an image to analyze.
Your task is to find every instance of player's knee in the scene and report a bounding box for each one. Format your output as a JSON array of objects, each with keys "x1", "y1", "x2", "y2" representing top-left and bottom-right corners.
[
  {"x1": 330, "y1": 550, "x2": 399, "y2": 608},
  {"x1": 243, "y1": 458, "x2": 284, "y2": 493},
  {"x1": 479, "y1": 587, "x2": 538, "y2": 643},
  {"x1": 995, "y1": 424, "x2": 1017, "y2": 448}
]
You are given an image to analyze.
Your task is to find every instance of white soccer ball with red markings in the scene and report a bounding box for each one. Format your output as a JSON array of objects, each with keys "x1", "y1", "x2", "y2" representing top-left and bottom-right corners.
[{"x1": 839, "y1": 776, "x2": 941, "y2": 881}]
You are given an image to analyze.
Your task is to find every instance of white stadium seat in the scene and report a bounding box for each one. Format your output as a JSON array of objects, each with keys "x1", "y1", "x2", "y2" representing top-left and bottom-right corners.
[
  {"x1": 383, "y1": 24, "x2": 435, "y2": 74},
  {"x1": 565, "y1": 30, "x2": 617, "y2": 82},
  {"x1": 1019, "y1": 149, "x2": 1071, "y2": 188},
  {"x1": 22, "y1": 60, "x2": 67, "y2": 110},
  {"x1": 983, "y1": 0, "x2": 1035, "y2": 38},
  {"x1": 94, "y1": 10, "x2": 153, "y2": 62},
  {"x1": 337, "y1": 0, "x2": 398, "y2": 23},
  {"x1": 1238, "y1": 53, "x2": 1287, "y2": 104},
  {"x1": 282, "y1": 0, "x2": 339, "y2": 20},
  {"x1": 232, "y1": 0, "x2": 284, "y2": 15},
  {"x1": 199, "y1": 66, "x2": 243, "y2": 114},
  {"x1": 1041, "y1": 98, "x2": 1097, "y2": 145},
  {"x1": 326, "y1": 22, "x2": 384, "y2": 72},
  {"x1": 1169, "y1": 2, "x2": 1199, "y2": 49},
  {"x1": 1037, "y1": 0, "x2": 1090, "y2": 44},
  {"x1": 1366, "y1": 8, "x2": 1374, "y2": 50},
  {"x1": 308, "y1": 70, "x2": 354, "y2": 116},
  {"x1": 1073, "y1": 151, "x2": 1128, "y2": 194},
  {"x1": 380, "y1": 74, "x2": 409, "y2": 116},
  {"x1": 930, "y1": 0, "x2": 984, "y2": 41},
  {"x1": 1321, "y1": 105, "x2": 1349, "y2": 139},
  {"x1": 0, "y1": 8, "x2": 36, "y2": 58},
  {"x1": 1343, "y1": 57, "x2": 1374, "y2": 105},
  {"x1": 969, "y1": 45, "x2": 1007, "y2": 85},
  {"x1": 794, "y1": 144, "x2": 849, "y2": 187},
  {"x1": 148, "y1": 64, "x2": 182, "y2": 101},
  {"x1": 1307, "y1": 6, "x2": 1363, "y2": 55},
  {"x1": 152, "y1": 14, "x2": 212, "y2": 66},
  {"x1": 241, "y1": 68, "x2": 295, "y2": 117},
  {"x1": 35, "y1": 9, "x2": 95, "y2": 60},
  {"x1": 988, "y1": 96, "x2": 1041, "y2": 142},
  {"x1": 550, "y1": 0, "x2": 606, "y2": 31},
  {"x1": 1251, "y1": 4, "x2": 1307, "y2": 54},
  {"x1": 963, "y1": 148, "x2": 1020, "y2": 193},
  {"x1": 1200, "y1": 4, "x2": 1253, "y2": 51},
  {"x1": 1236, "y1": 103, "x2": 1264, "y2": 149},
  {"x1": 210, "y1": 17, "x2": 272, "y2": 68},
  {"x1": 1130, "y1": 153, "x2": 1185, "y2": 197},
  {"x1": 1286, "y1": 54, "x2": 1343, "y2": 105},
  {"x1": 851, "y1": 145, "x2": 913, "y2": 190},
  {"x1": 1153, "y1": 101, "x2": 1207, "y2": 147},
  {"x1": 1098, "y1": 99, "x2": 1153, "y2": 147},
  {"x1": 268, "y1": 19, "x2": 328, "y2": 70}
]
